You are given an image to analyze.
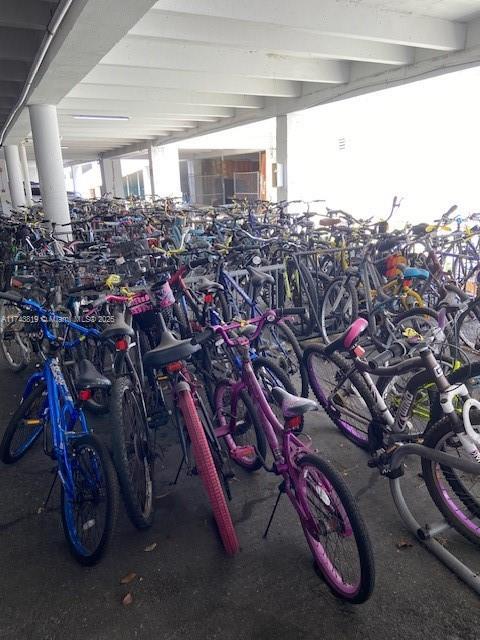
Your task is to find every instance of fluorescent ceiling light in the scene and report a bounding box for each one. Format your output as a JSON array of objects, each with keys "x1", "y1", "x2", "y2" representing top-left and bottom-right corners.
[
  {"x1": 61, "y1": 146, "x2": 69, "y2": 149},
  {"x1": 72, "y1": 114, "x2": 130, "y2": 121}
]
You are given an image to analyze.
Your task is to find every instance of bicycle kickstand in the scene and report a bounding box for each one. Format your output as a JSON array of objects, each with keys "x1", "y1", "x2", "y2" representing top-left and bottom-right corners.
[
  {"x1": 170, "y1": 455, "x2": 185, "y2": 486},
  {"x1": 263, "y1": 480, "x2": 285, "y2": 539},
  {"x1": 41, "y1": 467, "x2": 59, "y2": 512}
]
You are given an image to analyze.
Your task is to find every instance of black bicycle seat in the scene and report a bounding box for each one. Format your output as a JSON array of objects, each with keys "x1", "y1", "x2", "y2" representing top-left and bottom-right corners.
[
  {"x1": 143, "y1": 329, "x2": 200, "y2": 369},
  {"x1": 101, "y1": 313, "x2": 135, "y2": 339},
  {"x1": 271, "y1": 387, "x2": 317, "y2": 417},
  {"x1": 76, "y1": 359, "x2": 112, "y2": 390},
  {"x1": 246, "y1": 266, "x2": 274, "y2": 287},
  {"x1": 196, "y1": 276, "x2": 224, "y2": 293}
]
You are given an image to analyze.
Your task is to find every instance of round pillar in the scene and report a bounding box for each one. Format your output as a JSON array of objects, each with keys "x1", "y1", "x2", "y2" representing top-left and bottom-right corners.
[
  {"x1": 28, "y1": 104, "x2": 71, "y2": 234},
  {"x1": 3, "y1": 145, "x2": 26, "y2": 209},
  {"x1": 18, "y1": 143, "x2": 33, "y2": 206}
]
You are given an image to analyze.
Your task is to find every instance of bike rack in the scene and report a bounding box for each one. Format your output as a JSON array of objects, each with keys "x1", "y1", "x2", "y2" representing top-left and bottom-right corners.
[{"x1": 389, "y1": 443, "x2": 480, "y2": 595}]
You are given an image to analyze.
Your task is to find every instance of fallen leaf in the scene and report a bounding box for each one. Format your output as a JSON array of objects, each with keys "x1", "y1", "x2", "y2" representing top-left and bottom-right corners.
[
  {"x1": 144, "y1": 543, "x2": 157, "y2": 552},
  {"x1": 120, "y1": 572, "x2": 137, "y2": 585},
  {"x1": 122, "y1": 592, "x2": 133, "y2": 606},
  {"x1": 396, "y1": 539, "x2": 413, "y2": 549}
]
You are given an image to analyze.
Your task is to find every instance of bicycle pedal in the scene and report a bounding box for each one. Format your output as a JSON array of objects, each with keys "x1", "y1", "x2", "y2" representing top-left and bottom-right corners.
[
  {"x1": 230, "y1": 445, "x2": 255, "y2": 462},
  {"x1": 148, "y1": 408, "x2": 170, "y2": 429}
]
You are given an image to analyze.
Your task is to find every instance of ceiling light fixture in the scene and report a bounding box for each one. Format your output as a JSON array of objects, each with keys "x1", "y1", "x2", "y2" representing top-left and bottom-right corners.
[{"x1": 72, "y1": 114, "x2": 130, "y2": 121}]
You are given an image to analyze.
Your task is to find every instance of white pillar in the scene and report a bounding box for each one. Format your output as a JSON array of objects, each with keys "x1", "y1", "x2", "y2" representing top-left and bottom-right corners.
[
  {"x1": 149, "y1": 143, "x2": 181, "y2": 198},
  {"x1": 0, "y1": 157, "x2": 12, "y2": 216},
  {"x1": 18, "y1": 143, "x2": 33, "y2": 206},
  {"x1": 72, "y1": 164, "x2": 82, "y2": 196},
  {"x1": 100, "y1": 158, "x2": 124, "y2": 197},
  {"x1": 28, "y1": 104, "x2": 71, "y2": 233},
  {"x1": 4, "y1": 145, "x2": 26, "y2": 209},
  {"x1": 275, "y1": 115, "x2": 288, "y2": 202}
]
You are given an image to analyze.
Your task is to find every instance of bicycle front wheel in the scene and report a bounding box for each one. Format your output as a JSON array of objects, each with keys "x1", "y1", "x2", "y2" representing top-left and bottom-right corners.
[
  {"x1": 178, "y1": 388, "x2": 239, "y2": 555},
  {"x1": 61, "y1": 434, "x2": 119, "y2": 565},
  {"x1": 296, "y1": 454, "x2": 375, "y2": 603},
  {"x1": 0, "y1": 382, "x2": 46, "y2": 463}
]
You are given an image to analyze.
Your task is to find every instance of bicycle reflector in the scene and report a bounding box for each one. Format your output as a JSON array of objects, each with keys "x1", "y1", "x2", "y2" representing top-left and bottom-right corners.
[
  {"x1": 353, "y1": 345, "x2": 365, "y2": 357},
  {"x1": 115, "y1": 338, "x2": 129, "y2": 351},
  {"x1": 285, "y1": 416, "x2": 302, "y2": 429},
  {"x1": 78, "y1": 389, "x2": 92, "y2": 401},
  {"x1": 204, "y1": 293, "x2": 213, "y2": 303},
  {"x1": 165, "y1": 361, "x2": 182, "y2": 373}
]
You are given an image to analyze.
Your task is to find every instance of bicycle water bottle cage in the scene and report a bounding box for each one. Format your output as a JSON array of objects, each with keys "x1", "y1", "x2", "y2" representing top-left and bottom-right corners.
[
  {"x1": 323, "y1": 318, "x2": 369, "y2": 356},
  {"x1": 143, "y1": 329, "x2": 200, "y2": 369},
  {"x1": 271, "y1": 387, "x2": 317, "y2": 418},
  {"x1": 246, "y1": 266, "x2": 274, "y2": 287}
]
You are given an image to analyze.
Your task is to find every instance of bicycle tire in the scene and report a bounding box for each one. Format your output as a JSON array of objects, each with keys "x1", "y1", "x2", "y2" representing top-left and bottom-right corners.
[
  {"x1": 0, "y1": 382, "x2": 46, "y2": 463},
  {"x1": 421, "y1": 417, "x2": 480, "y2": 545},
  {"x1": 110, "y1": 376, "x2": 154, "y2": 529},
  {"x1": 304, "y1": 344, "x2": 379, "y2": 450},
  {"x1": 214, "y1": 379, "x2": 266, "y2": 471},
  {"x1": 296, "y1": 454, "x2": 375, "y2": 603},
  {"x1": 177, "y1": 388, "x2": 240, "y2": 555},
  {"x1": 61, "y1": 433, "x2": 119, "y2": 565},
  {"x1": 320, "y1": 277, "x2": 359, "y2": 343},
  {"x1": 0, "y1": 301, "x2": 30, "y2": 372}
]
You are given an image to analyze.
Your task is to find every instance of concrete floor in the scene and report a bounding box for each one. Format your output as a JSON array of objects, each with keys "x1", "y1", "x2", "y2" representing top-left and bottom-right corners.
[{"x1": 0, "y1": 360, "x2": 479, "y2": 640}]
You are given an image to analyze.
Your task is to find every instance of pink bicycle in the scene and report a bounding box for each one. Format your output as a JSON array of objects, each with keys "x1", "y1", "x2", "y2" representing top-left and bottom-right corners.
[{"x1": 198, "y1": 309, "x2": 375, "y2": 603}]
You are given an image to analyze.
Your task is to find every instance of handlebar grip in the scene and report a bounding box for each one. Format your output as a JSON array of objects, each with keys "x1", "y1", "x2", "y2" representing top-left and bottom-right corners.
[
  {"x1": 445, "y1": 205, "x2": 458, "y2": 217},
  {"x1": 277, "y1": 307, "x2": 306, "y2": 317},
  {"x1": 191, "y1": 326, "x2": 215, "y2": 346},
  {"x1": 367, "y1": 342, "x2": 405, "y2": 369},
  {"x1": 0, "y1": 290, "x2": 24, "y2": 304}
]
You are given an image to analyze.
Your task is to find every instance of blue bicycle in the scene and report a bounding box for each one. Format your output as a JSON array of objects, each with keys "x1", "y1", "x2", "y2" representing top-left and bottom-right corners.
[{"x1": 0, "y1": 291, "x2": 119, "y2": 565}]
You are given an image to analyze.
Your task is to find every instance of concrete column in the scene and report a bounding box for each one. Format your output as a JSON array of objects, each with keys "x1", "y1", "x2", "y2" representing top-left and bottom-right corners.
[
  {"x1": 0, "y1": 157, "x2": 12, "y2": 216},
  {"x1": 275, "y1": 115, "x2": 288, "y2": 202},
  {"x1": 149, "y1": 143, "x2": 181, "y2": 198},
  {"x1": 18, "y1": 143, "x2": 33, "y2": 206},
  {"x1": 100, "y1": 158, "x2": 124, "y2": 197},
  {"x1": 28, "y1": 104, "x2": 71, "y2": 234},
  {"x1": 4, "y1": 145, "x2": 26, "y2": 209}
]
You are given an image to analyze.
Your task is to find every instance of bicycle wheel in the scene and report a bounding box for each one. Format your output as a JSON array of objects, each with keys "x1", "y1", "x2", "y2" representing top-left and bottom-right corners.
[
  {"x1": 320, "y1": 278, "x2": 358, "y2": 343},
  {"x1": 456, "y1": 299, "x2": 480, "y2": 351},
  {"x1": 295, "y1": 454, "x2": 375, "y2": 603},
  {"x1": 421, "y1": 417, "x2": 480, "y2": 545},
  {"x1": 304, "y1": 344, "x2": 378, "y2": 449},
  {"x1": 110, "y1": 376, "x2": 154, "y2": 529},
  {"x1": 61, "y1": 434, "x2": 119, "y2": 565},
  {"x1": 284, "y1": 261, "x2": 319, "y2": 337},
  {"x1": 214, "y1": 379, "x2": 266, "y2": 471},
  {"x1": 0, "y1": 382, "x2": 46, "y2": 463},
  {"x1": 177, "y1": 388, "x2": 239, "y2": 555},
  {"x1": 255, "y1": 319, "x2": 308, "y2": 397},
  {"x1": 0, "y1": 301, "x2": 30, "y2": 372}
]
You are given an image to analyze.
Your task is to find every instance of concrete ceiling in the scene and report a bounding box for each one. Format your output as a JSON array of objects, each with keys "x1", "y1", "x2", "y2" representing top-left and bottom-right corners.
[{"x1": 3, "y1": 1, "x2": 480, "y2": 164}]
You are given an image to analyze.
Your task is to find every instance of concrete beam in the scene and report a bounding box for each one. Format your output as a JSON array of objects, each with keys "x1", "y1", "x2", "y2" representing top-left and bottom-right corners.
[
  {"x1": 0, "y1": 81, "x2": 23, "y2": 98},
  {"x1": 58, "y1": 98, "x2": 235, "y2": 118},
  {"x1": 84, "y1": 65, "x2": 301, "y2": 98},
  {"x1": 68, "y1": 84, "x2": 265, "y2": 109},
  {"x1": 154, "y1": 0, "x2": 466, "y2": 50},
  {"x1": 0, "y1": 26, "x2": 42, "y2": 61},
  {"x1": 132, "y1": 10, "x2": 414, "y2": 66},
  {"x1": 0, "y1": 61, "x2": 29, "y2": 82},
  {"x1": 0, "y1": 0, "x2": 55, "y2": 30},
  {"x1": 104, "y1": 35, "x2": 351, "y2": 83}
]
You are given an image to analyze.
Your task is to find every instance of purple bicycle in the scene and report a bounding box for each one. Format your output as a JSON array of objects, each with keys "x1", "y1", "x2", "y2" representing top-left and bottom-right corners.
[{"x1": 196, "y1": 309, "x2": 375, "y2": 604}]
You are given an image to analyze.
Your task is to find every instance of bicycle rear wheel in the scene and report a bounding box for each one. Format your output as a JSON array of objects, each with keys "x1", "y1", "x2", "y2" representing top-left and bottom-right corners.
[
  {"x1": 61, "y1": 434, "x2": 119, "y2": 565},
  {"x1": 178, "y1": 388, "x2": 239, "y2": 555},
  {"x1": 110, "y1": 376, "x2": 154, "y2": 529},
  {"x1": 295, "y1": 454, "x2": 375, "y2": 603}
]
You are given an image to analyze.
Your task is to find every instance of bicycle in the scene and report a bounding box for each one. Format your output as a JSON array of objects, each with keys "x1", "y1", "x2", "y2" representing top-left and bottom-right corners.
[
  {"x1": 203, "y1": 308, "x2": 375, "y2": 603},
  {"x1": 0, "y1": 290, "x2": 119, "y2": 564}
]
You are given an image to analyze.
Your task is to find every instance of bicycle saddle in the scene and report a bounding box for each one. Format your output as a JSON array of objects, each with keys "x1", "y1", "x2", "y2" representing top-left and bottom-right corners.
[
  {"x1": 271, "y1": 387, "x2": 317, "y2": 417},
  {"x1": 323, "y1": 318, "x2": 369, "y2": 356},
  {"x1": 247, "y1": 266, "x2": 274, "y2": 287},
  {"x1": 76, "y1": 359, "x2": 112, "y2": 390},
  {"x1": 101, "y1": 312, "x2": 135, "y2": 339},
  {"x1": 195, "y1": 276, "x2": 224, "y2": 293},
  {"x1": 143, "y1": 329, "x2": 200, "y2": 369},
  {"x1": 402, "y1": 267, "x2": 430, "y2": 280}
]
